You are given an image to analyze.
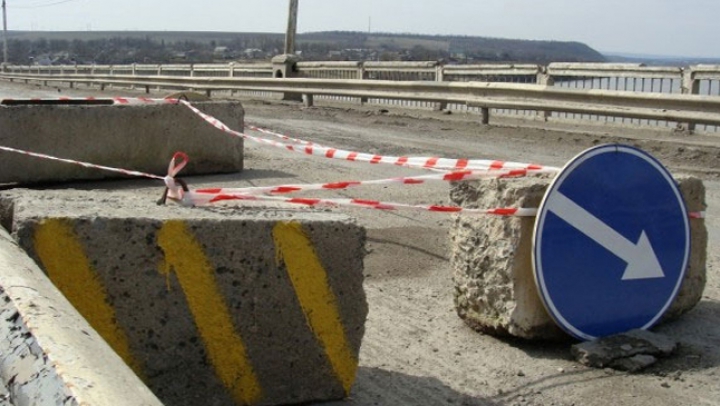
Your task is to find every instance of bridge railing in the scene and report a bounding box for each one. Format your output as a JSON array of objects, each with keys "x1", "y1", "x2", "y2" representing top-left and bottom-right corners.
[{"x1": 3, "y1": 61, "x2": 720, "y2": 133}]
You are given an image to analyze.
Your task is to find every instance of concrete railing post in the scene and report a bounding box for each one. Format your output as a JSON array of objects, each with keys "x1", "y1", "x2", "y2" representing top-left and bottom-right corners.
[
  {"x1": 680, "y1": 67, "x2": 700, "y2": 133},
  {"x1": 434, "y1": 63, "x2": 447, "y2": 111},
  {"x1": 189, "y1": 64, "x2": 195, "y2": 92},
  {"x1": 536, "y1": 65, "x2": 554, "y2": 121},
  {"x1": 481, "y1": 107, "x2": 490, "y2": 124},
  {"x1": 303, "y1": 94, "x2": 314, "y2": 107},
  {"x1": 156, "y1": 64, "x2": 162, "y2": 91},
  {"x1": 359, "y1": 62, "x2": 368, "y2": 105},
  {"x1": 271, "y1": 54, "x2": 303, "y2": 102},
  {"x1": 229, "y1": 62, "x2": 236, "y2": 96}
]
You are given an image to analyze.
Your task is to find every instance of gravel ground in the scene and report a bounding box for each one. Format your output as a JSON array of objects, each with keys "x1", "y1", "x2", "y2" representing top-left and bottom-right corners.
[{"x1": 1, "y1": 80, "x2": 719, "y2": 406}]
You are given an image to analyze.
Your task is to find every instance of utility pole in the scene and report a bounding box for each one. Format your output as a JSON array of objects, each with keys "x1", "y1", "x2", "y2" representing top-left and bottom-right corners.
[
  {"x1": 284, "y1": 0, "x2": 298, "y2": 55},
  {"x1": 2, "y1": 0, "x2": 8, "y2": 65}
]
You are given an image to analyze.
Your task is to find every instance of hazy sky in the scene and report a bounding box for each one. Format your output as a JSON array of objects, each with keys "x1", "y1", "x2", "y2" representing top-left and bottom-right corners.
[{"x1": 6, "y1": 0, "x2": 720, "y2": 58}]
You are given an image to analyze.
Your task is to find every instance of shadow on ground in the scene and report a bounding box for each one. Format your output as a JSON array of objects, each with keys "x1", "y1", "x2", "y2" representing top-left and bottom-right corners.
[{"x1": 319, "y1": 367, "x2": 497, "y2": 406}]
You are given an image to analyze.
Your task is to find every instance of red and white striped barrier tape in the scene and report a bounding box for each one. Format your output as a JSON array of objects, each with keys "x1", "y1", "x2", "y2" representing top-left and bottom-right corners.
[
  {"x1": 0, "y1": 143, "x2": 537, "y2": 216},
  {"x1": 185, "y1": 191, "x2": 539, "y2": 216},
  {"x1": 196, "y1": 168, "x2": 539, "y2": 196},
  {"x1": 2, "y1": 97, "x2": 559, "y2": 173},
  {"x1": 162, "y1": 152, "x2": 191, "y2": 204},
  {"x1": 246, "y1": 124, "x2": 330, "y2": 149},
  {"x1": 0, "y1": 97, "x2": 178, "y2": 105},
  {"x1": 0, "y1": 98, "x2": 706, "y2": 219},
  {"x1": 0, "y1": 145, "x2": 166, "y2": 180},
  {"x1": 1, "y1": 97, "x2": 178, "y2": 106},
  {"x1": 0, "y1": 143, "x2": 707, "y2": 219},
  {"x1": 186, "y1": 191, "x2": 708, "y2": 219},
  {"x1": 180, "y1": 101, "x2": 560, "y2": 173}
]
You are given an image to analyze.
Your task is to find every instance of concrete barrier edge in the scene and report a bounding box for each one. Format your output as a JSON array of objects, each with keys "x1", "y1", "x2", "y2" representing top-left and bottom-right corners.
[{"x1": 0, "y1": 227, "x2": 163, "y2": 406}]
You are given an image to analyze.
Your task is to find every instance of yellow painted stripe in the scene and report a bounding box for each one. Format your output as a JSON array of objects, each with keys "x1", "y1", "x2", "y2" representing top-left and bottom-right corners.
[
  {"x1": 272, "y1": 222, "x2": 358, "y2": 395},
  {"x1": 157, "y1": 220, "x2": 261, "y2": 405},
  {"x1": 32, "y1": 219, "x2": 143, "y2": 375}
]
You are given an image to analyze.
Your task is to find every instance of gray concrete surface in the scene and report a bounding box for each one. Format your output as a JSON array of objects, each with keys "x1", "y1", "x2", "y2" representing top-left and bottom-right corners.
[
  {"x1": 1, "y1": 190, "x2": 367, "y2": 406},
  {"x1": 449, "y1": 176, "x2": 707, "y2": 340},
  {"x1": 0, "y1": 226, "x2": 163, "y2": 406},
  {"x1": 0, "y1": 100, "x2": 244, "y2": 184}
]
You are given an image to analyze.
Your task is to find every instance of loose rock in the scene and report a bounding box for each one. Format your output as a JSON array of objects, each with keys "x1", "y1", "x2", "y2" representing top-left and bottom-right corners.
[{"x1": 571, "y1": 329, "x2": 678, "y2": 372}]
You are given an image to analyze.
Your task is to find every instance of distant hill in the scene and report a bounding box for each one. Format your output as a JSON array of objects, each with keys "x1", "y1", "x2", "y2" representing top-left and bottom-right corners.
[
  {"x1": 603, "y1": 52, "x2": 720, "y2": 67},
  {"x1": 302, "y1": 31, "x2": 607, "y2": 64},
  {"x1": 4, "y1": 30, "x2": 606, "y2": 65}
]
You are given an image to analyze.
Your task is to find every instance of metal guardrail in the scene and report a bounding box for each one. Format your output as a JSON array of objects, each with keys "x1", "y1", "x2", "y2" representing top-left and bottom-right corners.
[{"x1": 2, "y1": 62, "x2": 720, "y2": 132}]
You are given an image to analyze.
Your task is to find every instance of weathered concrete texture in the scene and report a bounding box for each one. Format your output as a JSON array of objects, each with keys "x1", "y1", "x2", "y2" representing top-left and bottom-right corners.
[
  {"x1": 0, "y1": 101, "x2": 244, "y2": 184},
  {"x1": 3, "y1": 190, "x2": 367, "y2": 406},
  {"x1": 0, "y1": 226, "x2": 163, "y2": 406},
  {"x1": 0, "y1": 382, "x2": 11, "y2": 406},
  {"x1": 664, "y1": 177, "x2": 707, "y2": 321},
  {"x1": 449, "y1": 175, "x2": 707, "y2": 340},
  {"x1": 571, "y1": 329, "x2": 678, "y2": 372},
  {"x1": 450, "y1": 177, "x2": 563, "y2": 340}
]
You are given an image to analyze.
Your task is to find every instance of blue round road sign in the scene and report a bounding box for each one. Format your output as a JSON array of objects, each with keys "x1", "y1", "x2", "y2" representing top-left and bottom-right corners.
[{"x1": 533, "y1": 144, "x2": 690, "y2": 340}]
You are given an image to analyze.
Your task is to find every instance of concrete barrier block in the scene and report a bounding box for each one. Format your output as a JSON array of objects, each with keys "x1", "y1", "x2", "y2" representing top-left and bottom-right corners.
[
  {"x1": 0, "y1": 227, "x2": 163, "y2": 406},
  {"x1": 3, "y1": 190, "x2": 367, "y2": 406},
  {"x1": 449, "y1": 176, "x2": 706, "y2": 340},
  {"x1": 0, "y1": 101, "x2": 244, "y2": 184},
  {"x1": 664, "y1": 177, "x2": 707, "y2": 321}
]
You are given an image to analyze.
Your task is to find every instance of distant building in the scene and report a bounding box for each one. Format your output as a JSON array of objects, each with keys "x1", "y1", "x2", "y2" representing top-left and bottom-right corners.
[
  {"x1": 244, "y1": 48, "x2": 264, "y2": 59},
  {"x1": 213, "y1": 46, "x2": 232, "y2": 59}
]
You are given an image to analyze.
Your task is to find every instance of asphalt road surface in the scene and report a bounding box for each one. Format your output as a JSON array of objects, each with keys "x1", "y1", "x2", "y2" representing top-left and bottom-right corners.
[{"x1": 1, "y1": 80, "x2": 719, "y2": 406}]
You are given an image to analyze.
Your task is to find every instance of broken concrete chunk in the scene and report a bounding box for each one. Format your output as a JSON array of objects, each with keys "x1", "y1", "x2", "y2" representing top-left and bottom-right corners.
[
  {"x1": 450, "y1": 176, "x2": 707, "y2": 340},
  {"x1": 571, "y1": 329, "x2": 678, "y2": 372}
]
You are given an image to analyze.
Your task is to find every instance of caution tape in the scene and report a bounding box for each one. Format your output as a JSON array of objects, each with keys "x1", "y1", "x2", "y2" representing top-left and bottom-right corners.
[
  {"x1": 0, "y1": 98, "x2": 706, "y2": 219},
  {"x1": 0, "y1": 143, "x2": 707, "y2": 218},
  {"x1": 0, "y1": 145, "x2": 165, "y2": 180},
  {"x1": 0, "y1": 97, "x2": 178, "y2": 106},
  {"x1": 180, "y1": 101, "x2": 560, "y2": 173},
  {"x1": 185, "y1": 191, "x2": 539, "y2": 216},
  {"x1": 0, "y1": 143, "x2": 536, "y2": 216},
  {"x1": 246, "y1": 124, "x2": 330, "y2": 149},
  {"x1": 1, "y1": 96, "x2": 560, "y2": 173},
  {"x1": 196, "y1": 168, "x2": 541, "y2": 196}
]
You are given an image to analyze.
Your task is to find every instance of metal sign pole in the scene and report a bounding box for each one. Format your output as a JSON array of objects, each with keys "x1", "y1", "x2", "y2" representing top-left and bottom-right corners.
[{"x1": 2, "y1": 0, "x2": 8, "y2": 65}]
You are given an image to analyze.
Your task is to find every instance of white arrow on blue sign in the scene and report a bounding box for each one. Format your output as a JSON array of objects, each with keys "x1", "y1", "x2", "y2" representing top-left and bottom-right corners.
[{"x1": 533, "y1": 144, "x2": 690, "y2": 340}]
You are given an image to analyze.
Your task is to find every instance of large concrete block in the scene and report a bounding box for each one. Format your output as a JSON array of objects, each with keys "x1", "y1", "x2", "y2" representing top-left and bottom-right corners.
[
  {"x1": 2, "y1": 190, "x2": 367, "y2": 406},
  {"x1": 665, "y1": 177, "x2": 707, "y2": 321},
  {"x1": 0, "y1": 101, "x2": 244, "y2": 184},
  {"x1": 449, "y1": 176, "x2": 706, "y2": 340},
  {"x1": 0, "y1": 227, "x2": 163, "y2": 406}
]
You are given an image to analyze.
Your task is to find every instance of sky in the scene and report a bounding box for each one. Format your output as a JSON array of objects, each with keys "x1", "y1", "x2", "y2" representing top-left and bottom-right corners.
[{"x1": 5, "y1": 0, "x2": 720, "y2": 58}]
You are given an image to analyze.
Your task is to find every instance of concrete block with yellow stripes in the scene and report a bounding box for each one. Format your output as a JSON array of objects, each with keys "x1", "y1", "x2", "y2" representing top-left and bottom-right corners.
[{"x1": 3, "y1": 191, "x2": 367, "y2": 406}]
